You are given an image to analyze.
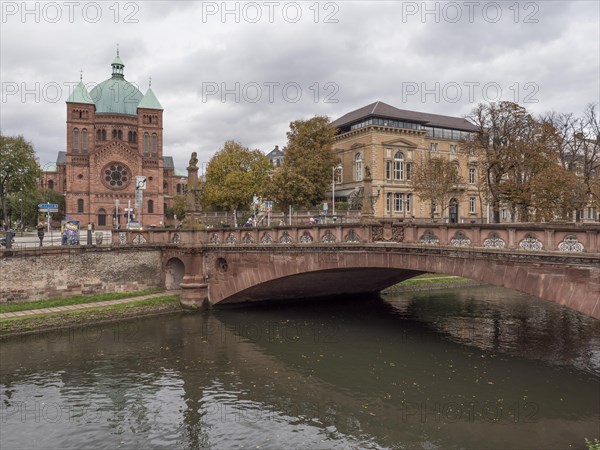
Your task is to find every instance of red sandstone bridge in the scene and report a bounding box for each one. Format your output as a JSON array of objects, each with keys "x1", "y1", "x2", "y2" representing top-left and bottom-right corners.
[{"x1": 111, "y1": 222, "x2": 600, "y2": 319}]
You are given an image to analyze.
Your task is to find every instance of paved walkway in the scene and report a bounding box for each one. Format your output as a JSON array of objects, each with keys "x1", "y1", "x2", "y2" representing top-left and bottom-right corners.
[{"x1": 0, "y1": 291, "x2": 180, "y2": 320}]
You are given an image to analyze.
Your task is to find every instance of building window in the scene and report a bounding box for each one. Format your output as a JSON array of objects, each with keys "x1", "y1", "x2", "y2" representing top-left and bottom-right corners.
[
  {"x1": 393, "y1": 152, "x2": 404, "y2": 180},
  {"x1": 450, "y1": 144, "x2": 458, "y2": 154},
  {"x1": 430, "y1": 143, "x2": 438, "y2": 152},
  {"x1": 128, "y1": 131, "x2": 133, "y2": 142},
  {"x1": 73, "y1": 128, "x2": 79, "y2": 152},
  {"x1": 98, "y1": 208, "x2": 107, "y2": 226},
  {"x1": 133, "y1": 131, "x2": 137, "y2": 143},
  {"x1": 386, "y1": 192, "x2": 391, "y2": 213},
  {"x1": 385, "y1": 160, "x2": 392, "y2": 180},
  {"x1": 501, "y1": 209, "x2": 507, "y2": 221},
  {"x1": 469, "y1": 196, "x2": 476, "y2": 214},
  {"x1": 355, "y1": 153, "x2": 363, "y2": 181},
  {"x1": 97, "y1": 129, "x2": 101, "y2": 140},
  {"x1": 406, "y1": 193, "x2": 412, "y2": 213},
  {"x1": 144, "y1": 133, "x2": 149, "y2": 154},
  {"x1": 112, "y1": 130, "x2": 117, "y2": 139},
  {"x1": 406, "y1": 162, "x2": 412, "y2": 181},
  {"x1": 47, "y1": 180, "x2": 54, "y2": 190},
  {"x1": 469, "y1": 167, "x2": 476, "y2": 184},
  {"x1": 101, "y1": 129, "x2": 106, "y2": 140},
  {"x1": 117, "y1": 130, "x2": 122, "y2": 140},
  {"x1": 77, "y1": 199, "x2": 84, "y2": 213},
  {"x1": 394, "y1": 193, "x2": 404, "y2": 212},
  {"x1": 176, "y1": 183, "x2": 182, "y2": 194},
  {"x1": 82, "y1": 129, "x2": 88, "y2": 152},
  {"x1": 147, "y1": 199, "x2": 154, "y2": 214},
  {"x1": 152, "y1": 133, "x2": 157, "y2": 154}
]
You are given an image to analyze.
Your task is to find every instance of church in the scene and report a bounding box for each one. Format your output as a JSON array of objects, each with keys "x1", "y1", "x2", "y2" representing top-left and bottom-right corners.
[{"x1": 42, "y1": 51, "x2": 184, "y2": 228}]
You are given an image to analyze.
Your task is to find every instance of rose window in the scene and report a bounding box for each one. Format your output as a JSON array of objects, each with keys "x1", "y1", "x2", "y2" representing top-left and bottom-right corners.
[{"x1": 102, "y1": 163, "x2": 131, "y2": 189}]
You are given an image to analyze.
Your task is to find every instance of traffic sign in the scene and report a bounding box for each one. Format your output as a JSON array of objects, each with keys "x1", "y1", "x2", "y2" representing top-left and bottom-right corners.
[
  {"x1": 38, "y1": 203, "x2": 59, "y2": 209},
  {"x1": 136, "y1": 176, "x2": 147, "y2": 190}
]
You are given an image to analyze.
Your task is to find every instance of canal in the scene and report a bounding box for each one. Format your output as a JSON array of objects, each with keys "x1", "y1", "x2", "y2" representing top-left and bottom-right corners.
[{"x1": 1, "y1": 286, "x2": 598, "y2": 449}]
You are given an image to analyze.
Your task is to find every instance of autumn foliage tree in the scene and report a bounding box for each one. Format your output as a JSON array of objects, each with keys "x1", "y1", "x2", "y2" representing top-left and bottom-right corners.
[
  {"x1": 201, "y1": 140, "x2": 272, "y2": 217},
  {"x1": 282, "y1": 115, "x2": 338, "y2": 207},
  {"x1": 267, "y1": 166, "x2": 315, "y2": 223}
]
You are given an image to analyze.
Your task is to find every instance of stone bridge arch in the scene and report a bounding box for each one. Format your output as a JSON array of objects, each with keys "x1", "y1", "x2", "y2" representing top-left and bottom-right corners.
[{"x1": 183, "y1": 246, "x2": 599, "y2": 319}]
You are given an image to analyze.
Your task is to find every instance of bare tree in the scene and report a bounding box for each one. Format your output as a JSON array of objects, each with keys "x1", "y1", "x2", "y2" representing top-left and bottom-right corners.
[{"x1": 412, "y1": 155, "x2": 463, "y2": 222}]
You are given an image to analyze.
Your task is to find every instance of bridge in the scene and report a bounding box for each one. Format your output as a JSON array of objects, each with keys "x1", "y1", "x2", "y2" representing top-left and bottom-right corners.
[{"x1": 109, "y1": 221, "x2": 600, "y2": 319}]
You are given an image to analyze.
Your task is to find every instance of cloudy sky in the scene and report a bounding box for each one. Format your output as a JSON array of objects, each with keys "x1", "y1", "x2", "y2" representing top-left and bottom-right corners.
[{"x1": 1, "y1": 1, "x2": 599, "y2": 172}]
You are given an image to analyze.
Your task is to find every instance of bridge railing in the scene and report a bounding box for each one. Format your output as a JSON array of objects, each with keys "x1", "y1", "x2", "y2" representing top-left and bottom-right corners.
[{"x1": 109, "y1": 222, "x2": 600, "y2": 254}]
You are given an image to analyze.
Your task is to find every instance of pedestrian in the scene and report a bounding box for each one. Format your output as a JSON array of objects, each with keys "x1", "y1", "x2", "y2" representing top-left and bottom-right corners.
[
  {"x1": 87, "y1": 223, "x2": 93, "y2": 245},
  {"x1": 36, "y1": 222, "x2": 45, "y2": 247}
]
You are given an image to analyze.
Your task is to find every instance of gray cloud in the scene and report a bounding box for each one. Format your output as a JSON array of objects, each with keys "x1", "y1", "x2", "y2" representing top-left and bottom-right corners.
[{"x1": 1, "y1": 0, "x2": 598, "y2": 172}]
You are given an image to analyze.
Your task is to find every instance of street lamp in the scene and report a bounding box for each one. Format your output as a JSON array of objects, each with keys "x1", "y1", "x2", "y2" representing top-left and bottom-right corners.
[{"x1": 332, "y1": 164, "x2": 342, "y2": 217}]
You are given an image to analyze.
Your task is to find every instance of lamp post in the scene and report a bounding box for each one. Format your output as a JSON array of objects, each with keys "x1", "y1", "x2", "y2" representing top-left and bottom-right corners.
[{"x1": 332, "y1": 164, "x2": 342, "y2": 218}]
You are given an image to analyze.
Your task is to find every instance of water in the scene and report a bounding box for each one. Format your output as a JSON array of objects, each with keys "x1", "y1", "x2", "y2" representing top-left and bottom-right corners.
[{"x1": 1, "y1": 286, "x2": 598, "y2": 449}]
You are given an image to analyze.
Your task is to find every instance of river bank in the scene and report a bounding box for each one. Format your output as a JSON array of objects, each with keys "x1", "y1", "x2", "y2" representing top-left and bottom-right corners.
[
  {"x1": 0, "y1": 295, "x2": 183, "y2": 339},
  {"x1": 1, "y1": 276, "x2": 483, "y2": 339}
]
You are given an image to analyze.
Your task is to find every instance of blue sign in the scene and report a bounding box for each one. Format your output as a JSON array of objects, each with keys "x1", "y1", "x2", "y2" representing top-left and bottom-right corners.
[{"x1": 38, "y1": 203, "x2": 59, "y2": 209}]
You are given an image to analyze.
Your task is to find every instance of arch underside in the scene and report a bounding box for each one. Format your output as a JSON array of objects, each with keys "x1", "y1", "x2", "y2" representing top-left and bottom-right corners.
[
  {"x1": 204, "y1": 250, "x2": 600, "y2": 319},
  {"x1": 216, "y1": 268, "x2": 425, "y2": 305}
]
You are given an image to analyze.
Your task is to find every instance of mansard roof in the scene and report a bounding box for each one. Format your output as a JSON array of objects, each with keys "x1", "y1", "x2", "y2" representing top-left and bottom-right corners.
[{"x1": 332, "y1": 100, "x2": 477, "y2": 132}]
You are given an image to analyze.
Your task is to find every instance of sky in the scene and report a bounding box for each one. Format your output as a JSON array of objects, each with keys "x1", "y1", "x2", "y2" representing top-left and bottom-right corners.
[{"x1": 1, "y1": 0, "x2": 599, "y2": 172}]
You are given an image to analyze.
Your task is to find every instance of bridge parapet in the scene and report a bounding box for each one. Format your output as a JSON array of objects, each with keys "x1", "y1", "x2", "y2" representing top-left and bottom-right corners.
[{"x1": 114, "y1": 222, "x2": 600, "y2": 254}]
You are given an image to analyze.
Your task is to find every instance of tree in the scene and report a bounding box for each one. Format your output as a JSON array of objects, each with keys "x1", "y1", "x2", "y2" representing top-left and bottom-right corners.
[
  {"x1": 0, "y1": 135, "x2": 40, "y2": 227},
  {"x1": 201, "y1": 140, "x2": 272, "y2": 218},
  {"x1": 411, "y1": 156, "x2": 462, "y2": 221},
  {"x1": 267, "y1": 166, "x2": 315, "y2": 222},
  {"x1": 529, "y1": 164, "x2": 579, "y2": 222},
  {"x1": 462, "y1": 102, "x2": 541, "y2": 223},
  {"x1": 283, "y1": 115, "x2": 338, "y2": 206},
  {"x1": 541, "y1": 104, "x2": 600, "y2": 217}
]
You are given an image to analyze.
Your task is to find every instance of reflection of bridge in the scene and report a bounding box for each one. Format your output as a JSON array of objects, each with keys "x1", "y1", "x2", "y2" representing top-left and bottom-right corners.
[{"x1": 114, "y1": 222, "x2": 600, "y2": 319}]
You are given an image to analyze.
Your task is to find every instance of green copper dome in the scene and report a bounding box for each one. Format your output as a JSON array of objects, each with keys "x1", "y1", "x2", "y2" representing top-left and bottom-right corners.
[{"x1": 89, "y1": 52, "x2": 144, "y2": 116}]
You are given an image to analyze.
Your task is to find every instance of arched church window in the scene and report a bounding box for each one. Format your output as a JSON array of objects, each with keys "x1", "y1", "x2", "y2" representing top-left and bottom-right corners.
[
  {"x1": 98, "y1": 209, "x2": 107, "y2": 227},
  {"x1": 117, "y1": 130, "x2": 122, "y2": 140},
  {"x1": 101, "y1": 129, "x2": 106, "y2": 141},
  {"x1": 97, "y1": 129, "x2": 101, "y2": 140},
  {"x1": 73, "y1": 128, "x2": 79, "y2": 152},
  {"x1": 82, "y1": 129, "x2": 88, "y2": 152},
  {"x1": 152, "y1": 133, "x2": 157, "y2": 154},
  {"x1": 48, "y1": 180, "x2": 54, "y2": 190},
  {"x1": 144, "y1": 133, "x2": 149, "y2": 154},
  {"x1": 128, "y1": 131, "x2": 133, "y2": 142},
  {"x1": 133, "y1": 132, "x2": 137, "y2": 143},
  {"x1": 77, "y1": 199, "x2": 84, "y2": 213},
  {"x1": 112, "y1": 130, "x2": 117, "y2": 139}
]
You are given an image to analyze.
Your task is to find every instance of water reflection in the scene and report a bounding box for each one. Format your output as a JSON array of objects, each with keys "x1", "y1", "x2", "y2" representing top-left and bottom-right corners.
[{"x1": 1, "y1": 286, "x2": 598, "y2": 449}]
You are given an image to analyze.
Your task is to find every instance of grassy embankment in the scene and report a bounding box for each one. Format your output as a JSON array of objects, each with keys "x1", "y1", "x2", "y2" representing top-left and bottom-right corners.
[{"x1": 0, "y1": 290, "x2": 182, "y2": 336}]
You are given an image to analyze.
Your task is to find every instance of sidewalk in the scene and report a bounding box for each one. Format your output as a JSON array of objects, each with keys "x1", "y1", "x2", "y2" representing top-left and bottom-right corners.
[{"x1": 0, "y1": 291, "x2": 179, "y2": 320}]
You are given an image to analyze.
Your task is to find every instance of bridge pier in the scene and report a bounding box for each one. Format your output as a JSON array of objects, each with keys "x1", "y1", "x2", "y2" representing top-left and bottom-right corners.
[{"x1": 180, "y1": 276, "x2": 209, "y2": 310}]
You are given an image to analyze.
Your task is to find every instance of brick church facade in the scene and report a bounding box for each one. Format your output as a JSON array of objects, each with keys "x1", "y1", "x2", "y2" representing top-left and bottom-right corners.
[{"x1": 42, "y1": 51, "x2": 184, "y2": 229}]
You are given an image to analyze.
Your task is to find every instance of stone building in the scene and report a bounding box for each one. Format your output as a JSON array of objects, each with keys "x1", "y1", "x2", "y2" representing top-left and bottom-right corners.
[
  {"x1": 331, "y1": 101, "x2": 482, "y2": 222},
  {"x1": 42, "y1": 51, "x2": 184, "y2": 228}
]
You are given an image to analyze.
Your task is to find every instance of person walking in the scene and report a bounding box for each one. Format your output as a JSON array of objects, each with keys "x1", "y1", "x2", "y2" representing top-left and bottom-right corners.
[
  {"x1": 36, "y1": 222, "x2": 45, "y2": 247},
  {"x1": 87, "y1": 223, "x2": 93, "y2": 245}
]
